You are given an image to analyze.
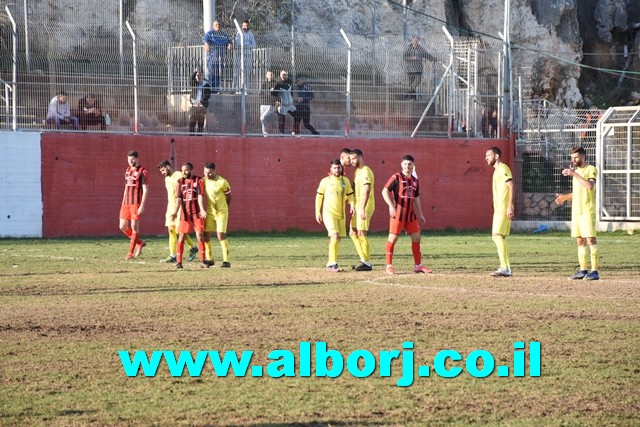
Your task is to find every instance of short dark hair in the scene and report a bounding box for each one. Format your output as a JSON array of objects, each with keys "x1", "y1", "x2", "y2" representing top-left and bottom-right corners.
[
  {"x1": 127, "y1": 150, "x2": 139, "y2": 158},
  {"x1": 402, "y1": 154, "x2": 415, "y2": 163},
  {"x1": 58, "y1": 90, "x2": 67, "y2": 96},
  {"x1": 341, "y1": 147, "x2": 351, "y2": 155},
  {"x1": 350, "y1": 149, "x2": 363, "y2": 157},
  {"x1": 330, "y1": 159, "x2": 341, "y2": 166},
  {"x1": 204, "y1": 162, "x2": 216, "y2": 170},
  {"x1": 182, "y1": 162, "x2": 193, "y2": 170},
  {"x1": 157, "y1": 160, "x2": 171, "y2": 169},
  {"x1": 571, "y1": 147, "x2": 586, "y2": 156},
  {"x1": 488, "y1": 146, "x2": 501, "y2": 157}
]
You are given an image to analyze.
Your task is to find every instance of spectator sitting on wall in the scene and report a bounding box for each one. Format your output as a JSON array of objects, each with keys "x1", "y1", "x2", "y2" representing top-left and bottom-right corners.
[
  {"x1": 46, "y1": 90, "x2": 79, "y2": 130},
  {"x1": 77, "y1": 93, "x2": 107, "y2": 131}
]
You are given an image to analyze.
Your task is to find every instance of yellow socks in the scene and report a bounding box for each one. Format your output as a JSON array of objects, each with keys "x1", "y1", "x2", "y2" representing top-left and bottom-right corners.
[
  {"x1": 328, "y1": 238, "x2": 339, "y2": 265},
  {"x1": 358, "y1": 235, "x2": 371, "y2": 263},
  {"x1": 589, "y1": 244, "x2": 598, "y2": 271},
  {"x1": 578, "y1": 245, "x2": 588, "y2": 270},
  {"x1": 492, "y1": 235, "x2": 509, "y2": 270},
  {"x1": 220, "y1": 239, "x2": 230, "y2": 263}
]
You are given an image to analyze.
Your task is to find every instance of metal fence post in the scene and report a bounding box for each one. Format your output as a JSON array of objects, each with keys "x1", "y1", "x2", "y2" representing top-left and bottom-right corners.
[
  {"x1": 6, "y1": 6, "x2": 17, "y2": 131},
  {"x1": 234, "y1": 19, "x2": 246, "y2": 136},
  {"x1": 340, "y1": 29, "x2": 351, "y2": 137},
  {"x1": 125, "y1": 20, "x2": 139, "y2": 134}
]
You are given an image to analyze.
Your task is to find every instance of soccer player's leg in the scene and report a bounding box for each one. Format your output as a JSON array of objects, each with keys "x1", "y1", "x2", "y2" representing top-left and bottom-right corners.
[
  {"x1": 355, "y1": 209, "x2": 374, "y2": 270},
  {"x1": 571, "y1": 216, "x2": 591, "y2": 279},
  {"x1": 176, "y1": 220, "x2": 192, "y2": 268},
  {"x1": 325, "y1": 216, "x2": 342, "y2": 271},
  {"x1": 580, "y1": 215, "x2": 599, "y2": 280},
  {"x1": 204, "y1": 214, "x2": 216, "y2": 266},
  {"x1": 217, "y1": 211, "x2": 231, "y2": 267},
  {"x1": 194, "y1": 218, "x2": 207, "y2": 267},
  {"x1": 349, "y1": 215, "x2": 365, "y2": 267},
  {"x1": 120, "y1": 205, "x2": 135, "y2": 259},
  {"x1": 490, "y1": 212, "x2": 512, "y2": 276},
  {"x1": 407, "y1": 221, "x2": 432, "y2": 274},
  {"x1": 385, "y1": 218, "x2": 402, "y2": 273}
]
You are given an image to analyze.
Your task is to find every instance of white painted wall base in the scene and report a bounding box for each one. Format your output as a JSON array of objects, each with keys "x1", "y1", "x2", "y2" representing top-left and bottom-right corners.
[{"x1": 0, "y1": 132, "x2": 43, "y2": 237}]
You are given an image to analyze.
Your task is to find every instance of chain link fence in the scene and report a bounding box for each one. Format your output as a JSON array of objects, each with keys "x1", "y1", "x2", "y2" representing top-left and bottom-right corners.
[{"x1": 1, "y1": 4, "x2": 505, "y2": 136}]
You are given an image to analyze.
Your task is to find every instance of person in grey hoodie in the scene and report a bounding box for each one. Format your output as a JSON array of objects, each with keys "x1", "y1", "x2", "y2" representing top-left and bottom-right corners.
[{"x1": 46, "y1": 90, "x2": 79, "y2": 129}]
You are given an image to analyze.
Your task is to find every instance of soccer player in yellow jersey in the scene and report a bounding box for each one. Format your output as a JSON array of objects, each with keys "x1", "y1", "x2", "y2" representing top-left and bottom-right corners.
[
  {"x1": 316, "y1": 159, "x2": 355, "y2": 272},
  {"x1": 349, "y1": 149, "x2": 375, "y2": 271},
  {"x1": 555, "y1": 147, "x2": 599, "y2": 280},
  {"x1": 485, "y1": 147, "x2": 515, "y2": 277},
  {"x1": 157, "y1": 161, "x2": 198, "y2": 263},
  {"x1": 203, "y1": 162, "x2": 232, "y2": 268}
]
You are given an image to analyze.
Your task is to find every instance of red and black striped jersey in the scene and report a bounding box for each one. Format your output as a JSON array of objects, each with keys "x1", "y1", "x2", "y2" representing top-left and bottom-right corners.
[
  {"x1": 122, "y1": 166, "x2": 149, "y2": 205},
  {"x1": 176, "y1": 176, "x2": 205, "y2": 220},
  {"x1": 384, "y1": 172, "x2": 420, "y2": 222}
]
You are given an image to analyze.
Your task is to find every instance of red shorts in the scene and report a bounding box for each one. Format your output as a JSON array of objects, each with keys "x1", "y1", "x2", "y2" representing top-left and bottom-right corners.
[
  {"x1": 120, "y1": 204, "x2": 140, "y2": 221},
  {"x1": 389, "y1": 218, "x2": 420, "y2": 235},
  {"x1": 178, "y1": 217, "x2": 204, "y2": 234}
]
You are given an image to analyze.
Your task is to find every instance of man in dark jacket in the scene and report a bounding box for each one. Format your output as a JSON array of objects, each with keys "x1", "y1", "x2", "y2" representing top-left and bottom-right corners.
[
  {"x1": 403, "y1": 36, "x2": 435, "y2": 100},
  {"x1": 292, "y1": 77, "x2": 319, "y2": 135},
  {"x1": 189, "y1": 69, "x2": 212, "y2": 133}
]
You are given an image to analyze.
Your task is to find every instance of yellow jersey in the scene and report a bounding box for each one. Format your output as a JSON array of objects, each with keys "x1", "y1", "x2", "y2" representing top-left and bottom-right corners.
[
  {"x1": 316, "y1": 175, "x2": 354, "y2": 219},
  {"x1": 203, "y1": 174, "x2": 231, "y2": 215},
  {"x1": 492, "y1": 162, "x2": 513, "y2": 213},
  {"x1": 354, "y1": 165, "x2": 375, "y2": 211},
  {"x1": 572, "y1": 164, "x2": 597, "y2": 216},
  {"x1": 165, "y1": 171, "x2": 182, "y2": 215}
]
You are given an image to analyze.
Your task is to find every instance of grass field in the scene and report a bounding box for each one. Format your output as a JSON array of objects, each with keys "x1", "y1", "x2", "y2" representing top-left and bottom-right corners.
[{"x1": 1, "y1": 231, "x2": 639, "y2": 426}]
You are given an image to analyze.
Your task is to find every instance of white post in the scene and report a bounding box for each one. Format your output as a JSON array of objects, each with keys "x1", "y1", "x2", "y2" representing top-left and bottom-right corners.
[
  {"x1": 126, "y1": 21, "x2": 139, "y2": 134},
  {"x1": 340, "y1": 28, "x2": 351, "y2": 137},
  {"x1": 6, "y1": 6, "x2": 17, "y2": 131},
  {"x1": 119, "y1": 0, "x2": 124, "y2": 79},
  {"x1": 23, "y1": 0, "x2": 30, "y2": 72},
  {"x1": 502, "y1": 0, "x2": 511, "y2": 137},
  {"x1": 234, "y1": 19, "x2": 246, "y2": 135}
]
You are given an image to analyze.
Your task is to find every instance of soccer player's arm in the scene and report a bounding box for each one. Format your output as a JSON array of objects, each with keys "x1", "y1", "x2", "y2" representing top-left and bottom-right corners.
[
  {"x1": 574, "y1": 167, "x2": 597, "y2": 190},
  {"x1": 382, "y1": 177, "x2": 397, "y2": 218},
  {"x1": 345, "y1": 179, "x2": 355, "y2": 215},
  {"x1": 315, "y1": 179, "x2": 325, "y2": 224},
  {"x1": 360, "y1": 183, "x2": 371, "y2": 220},
  {"x1": 171, "y1": 182, "x2": 182, "y2": 220},
  {"x1": 223, "y1": 180, "x2": 231, "y2": 206},
  {"x1": 506, "y1": 178, "x2": 515, "y2": 219},
  {"x1": 413, "y1": 183, "x2": 426, "y2": 223},
  {"x1": 197, "y1": 179, "x2": 207, "y2": 218},
  {"x1": 138, "y1": 170, "x2": 149, "y2": 216}
]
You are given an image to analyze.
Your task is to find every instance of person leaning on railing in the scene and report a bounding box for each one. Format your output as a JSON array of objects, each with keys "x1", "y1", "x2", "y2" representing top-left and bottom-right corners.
[
  {"x1": 45, "y1": 90, "x2": 79, "y2": 130},
  {"x1": 77, "y1": 93, "x2": 107, "y2": 131},
  {"x1": 189, "y1": 69, "x2": 211, "y2": 133}
]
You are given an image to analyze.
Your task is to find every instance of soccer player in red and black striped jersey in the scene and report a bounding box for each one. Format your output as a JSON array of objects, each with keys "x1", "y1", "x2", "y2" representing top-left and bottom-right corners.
[
  {"x1": 381, "y1": 155, "x2": 432, "y2": 275},
  {"x1": 170, "y1": 162, "x2": 207, "y2": 269},
  {"x1": 119, "y1": 150, "x2": 149, "y2": 260}
]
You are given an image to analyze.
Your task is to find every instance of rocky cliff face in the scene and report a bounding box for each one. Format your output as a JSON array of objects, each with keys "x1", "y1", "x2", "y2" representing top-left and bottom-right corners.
[{"x1": 11, "y1": 0, "x2": 640, "y2": 107}]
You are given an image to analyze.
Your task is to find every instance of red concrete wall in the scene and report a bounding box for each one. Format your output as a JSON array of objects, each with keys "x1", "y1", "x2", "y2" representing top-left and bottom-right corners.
[{"x1": 41, "y1": 133, "x2": 509, "y2": 237}]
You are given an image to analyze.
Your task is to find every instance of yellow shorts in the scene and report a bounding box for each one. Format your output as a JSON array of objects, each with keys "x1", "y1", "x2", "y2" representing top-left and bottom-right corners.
[
  {"x1": 165, "y1": 212, "x2": 180, "y2": 228},
  {"x1": 205, "y1": 211, "x2": 229, "y2": 233},
  {"x1": 571, "y1": 214, "x2": 596, "y2": 238},
  {"x1": 350, "y1": 208, "x2": 374, "y2": 232},
  {"x1": 492, "y1": 212, "x2": 511, "y2": 236},
  {"x1": 324, "y1": 216, "x2": 346, "y2": 237}
]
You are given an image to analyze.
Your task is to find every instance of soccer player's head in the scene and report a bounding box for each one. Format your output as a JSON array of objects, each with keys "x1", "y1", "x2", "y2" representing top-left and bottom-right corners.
[
  {"x1": 401, "y1": 155, "x2": 415, "y2": 176},
  {"x1": 329, "y1": 159, "x2": 342, "y2": 177},
  {"x1": 204, "y1": 162, "x2": 216, "y2": 179},
  {"x1": 181, "y1": 162, "x2": 194, "y2": 178},
  {"x1": 157, "y1": 160, "x2": 172, "y2": 176},
  {"x1": 349, "y1": 149, "x2": 363, "y2": 167},
  {"x1": 340, "y1": 148, "x2": 352, "y2": 169},
  {"x1": 485, "y1": 147, "x2": 501, "y2": 166},
  {"x1": 127, "y1": 150, "x2": 139, "y2": 167},
  {"x1": 571, "y1": 147, "x2": 586, "y2": 167}
]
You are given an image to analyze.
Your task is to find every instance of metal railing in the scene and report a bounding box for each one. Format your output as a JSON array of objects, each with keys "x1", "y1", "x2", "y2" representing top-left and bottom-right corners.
[{"x1": 0, "y1": 11, "x2": 505, "y2": 137}]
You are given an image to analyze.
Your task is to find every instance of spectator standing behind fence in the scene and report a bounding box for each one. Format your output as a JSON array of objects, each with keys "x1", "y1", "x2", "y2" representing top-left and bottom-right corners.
[
  {"x1": 260, "y1": 71, "x2": 276, "y2": 136},
  {"x1": 403, "y1": 36, "x2": 434, "y2": 101},
  {"x1": 203, "y1": 20, "x2": 232, "y2": 93},
  {"x1": 233, "y1": 20, "x2": 257, "y2": 93},
  {"x1": 46, "y1": 91, "x2": 79, "y2": 129},
  {"x1": 271, "y1": 70, "x2": 296, "y2": 134},
  {"x1": 189, "y1": 69, "x2": 211, "y2": 133},
  {"x1": 293, "y1": 77, "x2": 319, "y2": 135},
  {"x1": 77, "y1": 94, "x2": 106, "y2": 131}
]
